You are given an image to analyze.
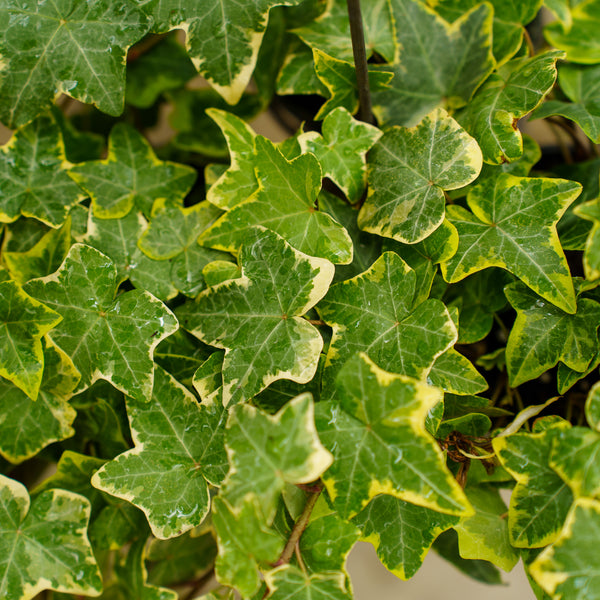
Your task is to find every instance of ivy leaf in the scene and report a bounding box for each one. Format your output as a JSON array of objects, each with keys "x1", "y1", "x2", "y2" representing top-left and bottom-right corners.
[
  {"x1": 545, "y1": 0, "x2": 600, "y2": 63},
  {"x1": 317, "y1": 251, "x2": 457, "y2": 400},
  {"x1": 0, "y1": 339, "x2": 79, "y2": 464},
  {"x1": 492, "y1": 423, "x2": 574, "y2": 548},
  {"x1": 4, "y1": 217, "x2": 72, "y2": 284},
  {"x1": 372, "y1": 0, "x2": 494, "y2": 127},
  {"x1": 177, "y1": 228, "x2": 334, "y2": 405},
  {"x1": 530, "y1": 498, "x2": 600, "y2": 599},
  {"x1": 24, "y1": 243, "x2": 178, "y2": 402},
  {"x1": 0, "y1": 114, "x2": 85, "y2": 227},
  {"x1": 69, "y1": 123, "x2": 197, "y2": 219},
  {"x1": 533, "y1": 63, "x2": 600, "y2": 144},
  {"x1": 454, "y1": 485, "x2": 519, "y2": 571},
  {"x1": 146, "y1": 531, "x2": 217, "y2": 588},
  {"x1": 143, "y1": 0, "x2": 302, "y2": 104},
  {"x1": 550, "y1": 426, "x2": 600, "y2": 500},
  {"x1": 0, "y1": 279, "x2": 61, "y2": 400},
  {"x1": 427, "y1": 348, "x2": 488, "y2": 395},
  {"x1": 111, "y1": 538, "x2": 178, "y2": 600},
  {"x1": 587, "y1": 381, "x2": 600, "y2": 433},
  {"x1": 575, "y1": 199, "x2": 600, "y2": 280},
  {"x1": 212, "y1": 496, "x2": 284, "y2": 597},
  {"x1": 315, "y1": 353, "x2": 472, "y2": 519},
  {"x1": 82, "y1": 208, "x2": 179, "y2": 302},
  {"x1": 125, "y1": 34, "x2": 197, "y2": 109},
  {"x1": 358, "y1": 108, "x2": 482, "y2": 243},
  {"x1": 298, "y1": 108, "x2": 382, "y2": 203},
  {"x1": 444, "y1": 269, "x2": 512, "y2": 344},
  {"x1": 428, "y1": 0, "x2": 543, "y2": 65},
  {"x1": 265, "y1": 565, "x2": 350, "y2": 600},
  {"x1": 91, "y1": 365, "x2": 228, "y2": 539},
  {"x1": 352, "y1": 494, "x2": 459, "y2": 579},
  {"x1": 442, "y1": 174, "x2": 581, "y2": 314},
  {"x1": 205, "y1": 109, "x2": 258, "y2": 210},
  {"x1": 505, "y1": 281, "x2": 600, "y2": 387},
  {"x1": 293, "y1": 0, "x2": 395, "y2": 63},
  {"x1": 0, "y1": 475, "x2": 102, "y2": 600},
  {"x1": 299, "y1": 513, "x2": 360, "y2": 574},
  {"x1": 200, "y1": 135, "x2": 352, "y2": 264},
  {"x1": 456, "y1": 51, "x2": 563, "y2": 165},
  {"x1": 138, "y1": 200, "x2": 231, "y2": 297},
  {"x1": 313, "y1": 50, "x2": 394, "y2": 120},
  {"x1": 223, "y1": 394, "x2": 332, "y2": 518},
  {"x1": 0, "y1": 0, "x2": 149, "y2": 128},
  {"x1": 277, "y1": 42, "x2": 329, "y2": 96}
]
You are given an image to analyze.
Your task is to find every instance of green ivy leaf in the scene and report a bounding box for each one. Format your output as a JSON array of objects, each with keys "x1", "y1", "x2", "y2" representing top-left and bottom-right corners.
[
  {"x1": 125, "y1": 34, "x2": 197, "y2": 109},
  {"x1": 313, "y1": 49, "x2": 394, "y2": 120},
  {"x1": 201, "y1": 135, "x2": 352, "y2": 264},
  {"x1": 143, "y1": 0, "x2": 302, "y2": 104},
  {"x1": 90, "y1": 495, "x2": 148, "y2": 551},
  {"x1": 315, "y1": 353, "x2": 472, "y2": 518},
  {"x1": 456, "y1": 51, "x2": 563, "y2": 165},
  {"x1": 530, "y1": 498, "x2": 600, "y2": 599},
  {"x1": 177, "y1": 228, "x2": 334, "y2": 405},
  {"x1": 205, "y1": 109, "x2": 258, "y2": 210},
  {"x1": 442, "y1": 174, "x2": 581, "y2": 314},
  {"x1": 146, "y1": 531, "x2": 217, "y2": 588},
  {"x1": 358, "y1": 108, "x2": 482, "y2": 243},
  {"x1": 0, "y1": 0, "x2": 149, "y2": 128},
  {"x1": 428, "y1": 0, "x2": 543, "y2": 65},
  {"x1": 139, "y1": 199, "x2": 231, "y2": 296},
  {"x1": 69, "y1": 123, "x2": 197, "y2": 219},
  {"x1": 444, "y1": 269, "x2": 512, "y2": 344},
  {"x1": 0, "y1": 475, "x2": 102, "y2": 599},
  {"x1": 533, "y1": 63, "x2": 600, "y2": 143},
  {"x1": 0, "y1": 279, "x2": 61, "y2": 400},
  {"x1": 545, "y1": 0, "x2": 600, "y2": 63},
  {"x1": 427, "y1": 347, "x2": 488, "y2": 395},
  {"x1": 587, "y1": 381, "x2": 600, "y2": 432},
  {"x1": 24, "y1": 243, "x2": 178, "y2": 402},
  {"x1": 317, "y1": 251, "x2": 457, "y2": 400},
  {"x1": 265, "y1": 565, "x2": 351, "y2": 600},
  {"x1": 298, "y1": 108, "x2": 382, "y2": 203},
  {"x1": 223, "y1": 394, "x2": 332, "y2": 518},
  {"x1": 550, "y1": 426, "x2": 600, "y2": 500},
  {"x1": 0, "y1": 114, "x2": 85, "y2": 227},
  {"x1": 352, "y1": 494, "x2": 459, "y2": 579},
  {"x1": 82, "y1": 208, "x2": 179, "y2": 302},
  {"x1": 212, "y1": 496, "x2": 284, "y2": 597},
  {"x1": 454, "y1": 484, "x2": 519, "y2": 571},
  {"x1": 372, "y1": 0, "x2": 494, "y2": 127},
  {"x1": 575, "y1": 198, "x2": 600, "y2": 280},
  {"x1": 492, "y1": 423, "x2": 574, "y2": 548},
  {"x1": 91, "y1": 365, "x2": 228, "y2": 539},
  {"x1": 293, "y1": 0, "x2": 395, "y2": 63},
  {"x1": 300, "y1": 512, "x2": 360, "y2": 574},
  {"x1": 0, "y1": 339, "x2": 78, "y2": 464},
  {"x1": 4, "y1": 217, "x2": 72, "y2": 284},
  {"x1": 277, "y1": 42, "x2": 329, "y2": 96},
  {"x1": 505, "y1": 282, "x2": 600, "y2": 387}
]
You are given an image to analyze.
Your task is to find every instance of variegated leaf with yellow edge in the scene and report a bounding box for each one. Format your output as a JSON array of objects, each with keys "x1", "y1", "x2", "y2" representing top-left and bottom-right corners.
[{"x1": 315, "y1": 353, "x2": 473, "y2": 519}]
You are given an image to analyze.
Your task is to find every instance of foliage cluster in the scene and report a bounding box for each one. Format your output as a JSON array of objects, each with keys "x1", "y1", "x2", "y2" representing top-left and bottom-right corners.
[{"x1": 1, "y1": 0, "x2": 600, "y2": 599}]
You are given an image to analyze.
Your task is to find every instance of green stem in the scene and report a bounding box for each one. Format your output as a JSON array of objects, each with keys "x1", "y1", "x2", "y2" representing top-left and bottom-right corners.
[
  {"x1": 346, "y1": 0, "x2": 374, "y2": 124},
  {"x1": 276, "y1": 483, "x2": 323, "y2": 566}
]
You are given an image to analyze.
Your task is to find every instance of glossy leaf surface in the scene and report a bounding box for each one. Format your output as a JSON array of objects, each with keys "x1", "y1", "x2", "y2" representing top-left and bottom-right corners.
[
  {"x1": 316, "y1": 354, "x2": 472, "y2": 518},
  {"x1": 177, "y1": 229, "x2": 334, "y2": 405},
  {"x1": 24, "y1": 244, "x2": 178, "y2": 402}
]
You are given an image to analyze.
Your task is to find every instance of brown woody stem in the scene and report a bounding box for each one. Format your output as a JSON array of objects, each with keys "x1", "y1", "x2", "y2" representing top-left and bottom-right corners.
[{"x1": 275, "y1": 483, "x2": 323, "y2": 566}]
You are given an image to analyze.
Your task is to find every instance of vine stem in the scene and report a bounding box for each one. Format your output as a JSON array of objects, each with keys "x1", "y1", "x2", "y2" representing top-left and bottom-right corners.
[
  {"x1": 275, "y1": 483, "x2": 323, "y2": 566},
  {"x1": 346, "y1": 0, "x2": 374, "y2": 124}
]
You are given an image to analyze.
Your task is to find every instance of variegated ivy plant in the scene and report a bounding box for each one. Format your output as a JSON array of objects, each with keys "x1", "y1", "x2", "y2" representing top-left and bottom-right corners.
[{"x1": 1, "y1": 0, "x2": 600, "y2": 598}]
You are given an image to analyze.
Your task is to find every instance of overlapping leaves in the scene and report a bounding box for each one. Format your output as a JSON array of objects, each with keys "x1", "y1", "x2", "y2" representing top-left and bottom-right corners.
[{"x1": 177, "y1": 228, "x2": 334, "y2": 405}]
